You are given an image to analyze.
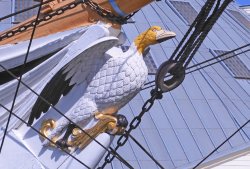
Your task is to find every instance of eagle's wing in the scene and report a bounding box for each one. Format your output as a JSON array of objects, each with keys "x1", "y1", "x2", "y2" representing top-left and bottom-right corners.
[{"x1": 28, "y1": 37, "x2": 119, "y2": 125}]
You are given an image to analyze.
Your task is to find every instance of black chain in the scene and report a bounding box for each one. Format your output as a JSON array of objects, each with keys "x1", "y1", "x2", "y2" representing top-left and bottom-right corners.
[
  {"x1": 0, "y1": 0, "x2": 82, "y2": 41},
  {"x1": 85, "y1": 0, "x2": 137, "y2": 24},
  {"x1": 99, "y1": 89, "x2": 163, "y2": 169},
  {"x1": 0, "y1": 0, "x2": 137, "y2": 42},
  {"x1": 99, "y1": 1, "x2": 234, "y2": 167}
]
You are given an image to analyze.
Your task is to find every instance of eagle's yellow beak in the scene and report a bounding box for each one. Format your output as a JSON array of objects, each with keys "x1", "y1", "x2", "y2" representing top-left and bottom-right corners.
[{"x1": 156, "y1": 29, "x2": 176, "y2": 43}]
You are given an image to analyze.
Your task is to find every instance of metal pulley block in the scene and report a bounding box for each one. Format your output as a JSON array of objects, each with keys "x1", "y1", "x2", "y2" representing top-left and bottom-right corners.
[{"x1": 155, "y1": 60, "x2": 185, "y2": 92}]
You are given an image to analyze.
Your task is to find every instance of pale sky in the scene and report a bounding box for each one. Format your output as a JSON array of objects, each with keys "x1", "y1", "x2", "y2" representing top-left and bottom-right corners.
[{"x1": 236, "y1": 0, "x2": 250, "y2": 6}]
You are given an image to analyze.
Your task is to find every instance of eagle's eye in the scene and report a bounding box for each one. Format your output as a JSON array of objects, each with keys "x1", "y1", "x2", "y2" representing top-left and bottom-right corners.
[{"x1": 152, "y1": 28, "x2": 158, "y2": 32}]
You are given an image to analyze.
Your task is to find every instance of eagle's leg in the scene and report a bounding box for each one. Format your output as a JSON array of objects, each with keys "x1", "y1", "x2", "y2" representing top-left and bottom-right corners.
[{"x1": 55, "y1": 123, "x2": 77, "y2": 149}]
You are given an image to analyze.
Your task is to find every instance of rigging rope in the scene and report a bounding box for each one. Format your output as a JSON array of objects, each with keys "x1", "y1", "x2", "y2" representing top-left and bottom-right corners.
[
  {"x1": 127, "y1": 132, "x2": 165, "y2": 169},
  {"x1": 0, "y1": 0, "x2": 245, "y2": 168},
  {"x1": 143, "y1": 49, "x2": 250, "y2": 90},
  {"x1": 4, "y1": 43, "x2": 246, "y2": 168},
  {"x1": 0, "y1": 0, "x2": 140, "y2": 167},
  {"x1": 143, "y1": 43, "x2": 250, "y2": 90},
  {"x1": 169, "y1": 0, "x2": 216, "y2": 62},
  {"x1": 182, "y1": 0, "x2": 231, "y2": 67},
  {"x1": 155, "y1": 0, "x2": 233, "y2": 93},
  {"x1": 100, "y1": 0, "x2": 236, "y2": 167},
  {"x1": 193, "y1": 119, "x2": 250, "y2": 168},
  {"x1": 188, "y1": 49, "x2": 250, "y2": 75},
  {"x1": 0, "y1": 0, "x2": 44, "y2": 153},
  {"x1": 0, "y1": 103, "x2": 92, "y2": 169},
  {"x1": 0, "y1": 63, "x2": 133, "y2": 169}
]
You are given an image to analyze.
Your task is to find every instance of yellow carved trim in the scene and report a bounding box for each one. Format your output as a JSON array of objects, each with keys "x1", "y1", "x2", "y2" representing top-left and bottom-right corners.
[
  {"x1": 98, "y1": 106, "x2": 119, "y2": 115},
  {"x1": 69, "y1": 113, "x2": 125, "y2": 149},
  {"x1": 69, "y1": 116, "x2": 116, "y2": 149},
  {"x1": 39, "y1": 114, "x2": 126, "y2": 150},
  {"x1": 95, "y1": 112, "x2": 117, "y2": 122},
  {"x1": 39, "y1": 119, "x2": 57, "y2": 146}
]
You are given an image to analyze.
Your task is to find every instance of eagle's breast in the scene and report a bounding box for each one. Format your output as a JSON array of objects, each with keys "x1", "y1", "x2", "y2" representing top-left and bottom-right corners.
[{"x1": 86, "y1": 51, "x2": 148, "y2": 108}]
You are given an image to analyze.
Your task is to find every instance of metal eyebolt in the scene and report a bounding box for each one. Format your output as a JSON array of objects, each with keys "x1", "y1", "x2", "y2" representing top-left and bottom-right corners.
[{"x1": 156, "y1": 60, "x2": 185, "y2": 93}]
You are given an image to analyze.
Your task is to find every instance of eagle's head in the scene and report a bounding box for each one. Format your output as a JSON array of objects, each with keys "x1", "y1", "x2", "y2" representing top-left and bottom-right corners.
[{"x1": 134, "y1": 26, "x2": 176, "y2": 54}]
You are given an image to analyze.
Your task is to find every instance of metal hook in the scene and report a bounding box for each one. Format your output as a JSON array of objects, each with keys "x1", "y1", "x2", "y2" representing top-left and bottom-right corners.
[{"x1": 155, "y1": 60, "x2": 185, "y2": 92}]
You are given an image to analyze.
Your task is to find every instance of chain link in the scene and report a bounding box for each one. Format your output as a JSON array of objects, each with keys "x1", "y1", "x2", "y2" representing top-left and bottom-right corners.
[
  {"x1": 0, "y1": 0, "x2": 81, "y2": 41},
  {"x1": 85, "y1": 0, "x2": 137, "y2": 24},
  {"x1": 99, "y1": 89, "x2": 163, "y2": 169},
  {"x1": 0, "y1": 0, "x2": 137, "y2": 42}
]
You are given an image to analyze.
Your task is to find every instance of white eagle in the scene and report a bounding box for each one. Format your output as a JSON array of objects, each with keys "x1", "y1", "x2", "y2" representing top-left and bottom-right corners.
[{"x1": 27, "y1": 25, "x2": 176, "y2": 146}]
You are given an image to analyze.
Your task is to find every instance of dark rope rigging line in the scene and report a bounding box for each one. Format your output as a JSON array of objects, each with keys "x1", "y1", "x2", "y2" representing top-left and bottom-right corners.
[
  {"x1": 0, "y1": 0, "x2": 54, "y2": 22},
  {"x1": 175, "y1": 0, "x2": 216, "y2": 63},
  {"x1": 168, "y1": 0, "x2": 212, "y2": 60},
  {"x1": 0, "y1": 103, "x2": 91, "y2": 169},
  {"x1": 100, "y1": 0, "x2": 234, "y2": 160},
  {"x1": 169, "y1": 0, "x2": 216, "y2": 61},
  {"x1": 110, "y1": 161, "x2": 114, "y2": 169},
  {"x1": 187, "y1": 49, "x2": 250, "y2": 75},
  {"x1": 183, "y1": 0, "x2": 232, "y2": 68},
  {"x1": 143, "y1": 43, "x2": 250, "y2": 89},
  {"x1": 0, "y1": 0, "x2": 242, "y2": 168},
  {"x1": 142, "y1": 48, "x2": 250, "y2": 90},
  {"x1": 146, "y1": 48, "x2": 250, "y2": 90},
  {"x1": 193, "y1": 119, "x2": 250, "y2": 168},
  {"x1": 0, "y1": 0, "x2": 43, "y2": 153},
  {"x1": 166, "y1": 0, "x2": 233, "y2": 69},
  {"x1": 100, "y1": 48, "x2": 250, "y2": 167},
  {"x1": 181, "y1": 0, "x2": 231, "y2": 67},
  {"x1": 127, "y1": 132, "x2": 165, "y2": 169},
  {"x1": 187, "y1": 43, "x2": 250, "y2": 70},
  {"x1": 0, "y1": 64, "x2": 132, "y2": 169},
  {"x1": 152, "y1": 0, "x2": 232, "y2": 93},
  {"x1": 179, "y1": 0, "x2": 218, "y2": 63}
]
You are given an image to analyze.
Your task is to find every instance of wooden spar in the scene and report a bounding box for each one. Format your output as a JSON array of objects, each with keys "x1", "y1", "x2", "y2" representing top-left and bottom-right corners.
[{"x1": 0, "y1": 0, "x2": 152, "y2": 45}]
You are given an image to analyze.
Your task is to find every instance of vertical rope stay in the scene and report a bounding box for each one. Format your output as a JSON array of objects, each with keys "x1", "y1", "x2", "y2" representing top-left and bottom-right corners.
[{"x1": 0, "y1": 0, "x2": 43, "y2": 153}]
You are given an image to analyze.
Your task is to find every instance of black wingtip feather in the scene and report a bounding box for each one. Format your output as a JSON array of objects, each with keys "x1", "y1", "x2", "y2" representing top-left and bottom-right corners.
[{"x1": 27, "y1": 69, "x2": 75, "y2": 125}]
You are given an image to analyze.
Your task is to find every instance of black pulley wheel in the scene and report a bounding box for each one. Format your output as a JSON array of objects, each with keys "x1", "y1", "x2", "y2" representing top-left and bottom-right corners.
[{"x1": 156, "y1": 60, "x2": 185, "y2": 92}]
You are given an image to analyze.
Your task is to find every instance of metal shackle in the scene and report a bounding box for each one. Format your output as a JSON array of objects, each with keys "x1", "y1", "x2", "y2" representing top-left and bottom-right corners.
[{"x1": 156, "y1": 60, "x2": 185, "y2": 92}]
